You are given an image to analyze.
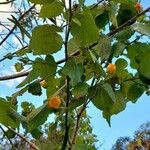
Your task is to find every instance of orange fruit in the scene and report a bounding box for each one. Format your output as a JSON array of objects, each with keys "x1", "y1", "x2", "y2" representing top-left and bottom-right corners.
[
  {"x1": 107, "y1": 64, "x2": 116, "y2": 74},
  {"x1": 48, "y1": 96, "x2": 61, "y2": 109},
  {"x1": 135, "y1": 2, "x2": 142, "y2": 11},
  {"x1": 40, "y1": 80, "x2": 47, "y2": 88}
]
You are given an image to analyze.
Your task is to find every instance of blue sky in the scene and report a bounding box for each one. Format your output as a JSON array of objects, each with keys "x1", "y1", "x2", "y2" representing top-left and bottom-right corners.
[
  {"x1": 86, "y1": 0, "x2": 150, "y2": 149},
  {"x1": 0, "y1": 0, "x2": 150, "y2": 149}
]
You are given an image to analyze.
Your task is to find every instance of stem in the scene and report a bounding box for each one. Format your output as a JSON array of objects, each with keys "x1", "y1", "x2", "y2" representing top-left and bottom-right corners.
[
  {"x1": 0, "y1": 5, "x2": 35, "y2": 47},
  {"x1": 61, "y1": 0, "x2": 72, "y2": 149},
  {"x1": 0, "y1": 125, "x2": 14, "y2": 149},
  {"x1": 69, "y1": 77, "x2": 96, "y2": 150},
  {"x1": 6, "y1": 126, "x2": 39, "y2": 150},
  {"x1": 0, "y1": 50, "x2": 80, "y2": 81}
]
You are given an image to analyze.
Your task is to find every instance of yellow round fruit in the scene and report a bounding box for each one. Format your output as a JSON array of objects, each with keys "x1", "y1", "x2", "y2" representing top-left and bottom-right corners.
[
  {"x1": 48, "y1": 96, "x2": 61, "y2": 109},
  {"x1": 40, "y1": 80, "x2": 47, "y2": 88},
  {"x1": 135, "y1": 2, "x2": 142, "y2": 11},
  {"x1": 107, "y1": 64, "x2": 116, "y2": 74}
]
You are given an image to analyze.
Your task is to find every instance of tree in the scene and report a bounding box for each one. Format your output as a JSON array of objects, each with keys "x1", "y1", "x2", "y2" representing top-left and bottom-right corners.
[
  {"x1": 112, "y1": 121, "x2": 150, "y2": 150},
  {"x1": 0, "y1": 0, "x2": 150, "y2": 149}
]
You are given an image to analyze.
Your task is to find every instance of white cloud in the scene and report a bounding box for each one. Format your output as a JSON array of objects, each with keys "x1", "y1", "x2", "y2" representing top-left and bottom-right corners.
[
  {"x1": 0, "y1": 1, "x2": 15, "y2": 32},
  {"x1": 0, "y1": 65, "x2": 27, "y2": 88}
]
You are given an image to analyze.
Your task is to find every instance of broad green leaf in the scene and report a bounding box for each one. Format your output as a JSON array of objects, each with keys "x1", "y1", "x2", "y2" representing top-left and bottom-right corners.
[
  {"x1": 93, "y1": 36, "x2": 111, "y2": 61},
  {"x1": 115, "y1": 27, "x2": 133, "y2": 42},
  {"x1": 18, "y1": 55, "x2": 57, "y2": 88},
  {"x1": 72, "y1": 83, "x2": 89, "y2": 98},
  {"x1": 103, "y1": 92, "x2": 126, "y2": 125},
  {"x1": 68, "y1": 38, "x2": 80, "y2": 55},
  {"x1": 91, "y1": 83, "x2": 116, "y2": 111},
  {"x1": 70, "y1": 7, "x2": 99, "y2": 47},
  {"x1": 127, "y1": 43, "x2": 150, "y2": 69},
  {"x1": 15, "y1": 63, "x2": 24, "y2": 72},
  {"x1": 40, "y1": 1, "x2": 63, "y2": 18},
  {"x1": 95, "y1": 11, "x2": 108, "y2": 29},
  {"x1": 136, "y1": 52, "x2": 150, "y2": 82},
  {"x1": 108, "y1": 2, "x2": 119, "y2": 28},
  {"x1": 63, "y1": 58, "x2": 84, "y2": 86},
  {"x1": 115, "y1": 58, "x2": 128, "y2": 69},
  {"x1": 112, "y1": 42, "x2": 126, "y2": 58},
  {"x1": 28, "y1": 81, "x2": 42, "y2": 96},
  {"x1": 33, "y1": 55, "x2": 57, "y2": 79},
  {"x1": 30, "y1": 25, "x2": 63, "y2": 55},
  {"x1": 0, "y1": 98, "x2": 19, "y2": 128},
  {"x1": 127, "y1": 83, "x2": 144, "y2": 102},
  {"x1": 68, "y1": 97, "x2": 85, "y2": 111},
  {"x1": 16, "y1": 48, "x2": 31, "y2": 56},
  {"x1": 31, "y1": 128, "x2": 43, "y2": 139},
  {"x1": 27, "y1": 102, "x2": 52, "y2": 131},
  {"x1": 29, "y1": 0, "x2": 54, "y2": 4},
  {"x1": 132, "y1": 22, "x2": 150, "y2": 36}
]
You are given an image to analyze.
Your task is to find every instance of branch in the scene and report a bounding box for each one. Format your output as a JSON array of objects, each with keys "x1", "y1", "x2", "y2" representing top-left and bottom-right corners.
[
  {"x1": 0, "y1": 125, "x2": 14, "y2": 149},
  {"x1": 0, "y1": 5, "x2": 35, "y2": 47},
  {"x1": 89, "y1": 6, "x2": 150, "y2": 49},
  {"x1": 61, "y1": 0, "x2": 72, "y2": 149},
  {"x1": 69, "y1": 77, "x2": 96, "y2": 150},
  {"x1": 107, "y1": 6, "x2": 150, "y2": 36},
  {"x1": 90, "y1": 0, "x2": 106, "y2": 10},
  {"x1": 6, "y1": 127, "x2": 39, "y2": 150},
  {"x1": 0, "y1": 0, "x2": 14, "y2": 4},
  {"x1": 0, "y1": 50, "x2": 80, "y2": 81}
]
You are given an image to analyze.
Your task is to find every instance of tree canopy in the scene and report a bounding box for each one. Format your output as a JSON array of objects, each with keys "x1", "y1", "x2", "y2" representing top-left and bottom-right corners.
[{"x1": 0, "y1": 0, "x2": 150, "y2": 149}]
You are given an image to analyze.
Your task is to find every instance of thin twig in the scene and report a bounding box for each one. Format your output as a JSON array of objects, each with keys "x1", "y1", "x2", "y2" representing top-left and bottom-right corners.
[
  {"x1": 0, "y1": 0, "x2": 14, "y2": 4},
  {"x1": 90, "y1": 0, "x2": 106, "y2": 10},
  {"x1": 0, "y1": 5, "x2": 35, "y2": 47},
  {"x1": 6, "y1": 126, "x2": 39, "y2": 150},
  {"x1": 61, "y1": 0, "x2": 72, "y2": 149},
  {"x1": 69, "y1": 77, "x2": 96, "y2": 150},
  {"x1": 0, "y1": 50, "x2": 80, "y2": 81},
  {"x1": 0, "y1": 125, "x2": 14, "y2": 149},
  {"x1": 107, "y1": 6, "x2": 150, "y2": 36}
]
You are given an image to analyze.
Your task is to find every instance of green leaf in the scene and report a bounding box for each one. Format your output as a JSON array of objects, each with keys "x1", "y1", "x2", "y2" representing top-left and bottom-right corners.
[
  {"x1": 15, "y1": 63, "x2": 24, "y2": 72},
  {"x1": 127, "y1": 83, "x2": 144, "y2": 102},
  {"x1": 34, "y1": 55, "x2": 57, "y2": 79},
  {"x1": 63, "y1": 58, "x2": 84, "y2": 86},
  {"x1": 115, "y1": 58, "x2": 128, "y2": 69},
  {"x1": 132, "y1": 22, "x2": 150, "y2": 36},
  {"x1": 69, "y1": 97, "x2": 85, "y2": 111},
  {"x1": 115, "y1": 27, "x2": 133, "y2": 42},
  {"x1": 112, "y1": 42, "x2": 126, "y2": 58},
  {"x1": 29, "y1": 0, "x2": 54, "y2": 4},
  {"x1": 136, "y1": 52, "x2": 150, "y2": 81},
  {"x1": 18, "y1": 55, "x2": 57, "y2": 88},
  {"x1": 93, "y1": 36, "x2": 112, "y2": 61},
  {"x1": 103, "y1": 92, "x2": 126, "y2": 125},
  {"x1": 127, "y1": 43, "x2": 150, "y2": 69},
  {"x1": 95, "y1": 11, "x2": 108, "y2": 29},
  {"x1": 70, "y1": 7, "x2": 99, "y2": 47},
  {"x1": 28, "y1": 81, "x2": 42, "y2": 96},
  {"x1": 0, "y1": 98, "x2": 19, "y2": 128},
  {"x1": 72, "y1": 83, "x2": 89, "y2": 98},
  {"x1": 30, "y1": 25, "x2": 63, "y2": 55},
  {"x1": 40, "y1": 1, "x2": 63, "y2": 18},
  {"x1": 91, "y1": 83, "x2": 116, "y2": 111},
  {"x1": 68, "y1": 38, "x2": 80, "y2": 55},
  {"x1": 27, "y1": 102, "x2": 52, "y2": 131},
  {"x1": 108, "y1": 2, "x2": 119, "y2": 28},
  {"x1": 31, "y1": 128, "x2": 43, "y2": 139},
  {"x1": 16, "y1": 48, "x2": 31, "y2": 56}
]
